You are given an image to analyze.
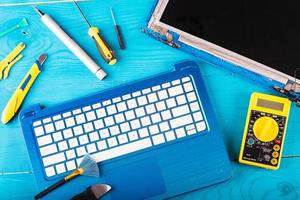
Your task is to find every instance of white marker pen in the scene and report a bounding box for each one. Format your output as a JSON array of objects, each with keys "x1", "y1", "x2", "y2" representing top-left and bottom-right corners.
[{"x1": 34, "y1": 7, "x2": 107, "y2": 80}]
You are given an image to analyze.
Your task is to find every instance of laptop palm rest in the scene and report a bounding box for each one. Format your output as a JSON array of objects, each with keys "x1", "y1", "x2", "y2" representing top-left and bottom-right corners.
[{"x1": 103, "y1": 157, "x2": 166, "y2": 200}]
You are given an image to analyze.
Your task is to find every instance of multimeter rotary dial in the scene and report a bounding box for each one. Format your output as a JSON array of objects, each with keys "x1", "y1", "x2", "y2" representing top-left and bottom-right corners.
[{"x1": 253, "y1": 116, "x2": 279, "y2": 142}]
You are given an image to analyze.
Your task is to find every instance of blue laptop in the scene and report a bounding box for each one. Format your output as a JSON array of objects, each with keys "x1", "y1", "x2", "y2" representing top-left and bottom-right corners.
[{"x1": 20, "y1": 60, "x2": 231, "y2": 199}]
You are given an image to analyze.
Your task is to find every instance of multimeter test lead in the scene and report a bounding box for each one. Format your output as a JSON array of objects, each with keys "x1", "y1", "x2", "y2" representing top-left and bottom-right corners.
[
  {"x1": 110, "y1": 7, "x2": 125, "y2": 50},
  {"x1": 33, "y1": 7, "x2": 107, "y2": 80}
]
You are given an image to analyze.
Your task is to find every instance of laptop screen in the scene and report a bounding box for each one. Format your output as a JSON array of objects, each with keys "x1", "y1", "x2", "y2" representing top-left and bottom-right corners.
[{"x1": 161, "y1": 0, "x2": 300, "y2": 79}]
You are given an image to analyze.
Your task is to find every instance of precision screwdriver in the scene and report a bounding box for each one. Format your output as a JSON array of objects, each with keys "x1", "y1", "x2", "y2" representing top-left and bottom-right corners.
[{"x1": 74, "y1": 1, "x2": 117, "y2": 65}]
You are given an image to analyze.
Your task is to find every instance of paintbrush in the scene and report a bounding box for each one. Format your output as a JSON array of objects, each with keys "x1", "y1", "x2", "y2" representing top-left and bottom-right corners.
[{"x1": 35, "y1": 154, "x2": 99, "y2": 200}]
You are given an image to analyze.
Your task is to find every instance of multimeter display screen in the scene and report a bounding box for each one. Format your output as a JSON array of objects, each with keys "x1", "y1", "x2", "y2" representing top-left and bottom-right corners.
[{"x1": 257, "y1": 99, "x2": 284, "y2": 111}]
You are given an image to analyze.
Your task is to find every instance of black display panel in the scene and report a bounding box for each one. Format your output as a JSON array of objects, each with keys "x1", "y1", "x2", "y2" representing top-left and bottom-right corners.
[{"x1": 160, "y1": 0, "x2": 300, "y2": 78}]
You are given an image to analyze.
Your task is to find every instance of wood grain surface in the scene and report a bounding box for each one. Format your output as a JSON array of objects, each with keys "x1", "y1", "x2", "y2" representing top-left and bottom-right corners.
[{"x1": 0, "y1": 0, "x2": 299, "y2": 199}]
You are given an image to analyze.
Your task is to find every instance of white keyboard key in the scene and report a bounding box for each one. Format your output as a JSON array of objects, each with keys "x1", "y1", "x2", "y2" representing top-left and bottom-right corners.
[
  {"x1": 147, "y1": 93, "x2": 158, "y2": 103},
  {"x1": 135, "y1": 107, "x2": 146, "y2": 117},
  {"x1": 159, "y1": 122, "x2": 170, "y2": 132},
  {"x1": 75, "y1": 114, "x2": 86, "y2": 124},
  {"x1": 55, "y1": 120, "x2": 65, "y2": 131},
  {"x1": 152, "y1": 85, "x2": 161, "y2": 91},
  {"x1": 190, "y1": 102, "x2": 200, "y2": 112},
  {"x1": 89, "y1": 131, "x2": 100, "y2": 142},
  {"x1": 175, "y1": 128, "x2": 186, "y2": 138},
  {"x1": 187, "y1": 129, "x2": 197, "y2": 135},
  {"x1": 43, "y1": 152, "x2": 66, "y2": 167},
  {"x1": 152, "y1": 134, "x2": 165, "y2": 145},
  {"x1": 112, "y1": 97, "x2": 121, "y2": 103},
  {"x1": 33, "y1": 120, "x2": 42, "y2": 127},
  {"x1": 176, "y1": 95, "x2": 187, "y2": 105},
  {"x1": 92, "y1": 138, "x2": 152, "y2": 163},
  {"x1": 120, "y1": 122, "x2": 130, "y2": 132},
  {"x1": 172, "y1": 105, "x2": 190, "y2": 118},
  {"x1": 83, "y1": 122, "x2": 94, "y2": 133},
  {"x1": 125, "y1": 110, "x2": 135, "y2": 121},
  {"x1": 43, "y1": 118, "x2": 52, "y2": 124},
  {"x1": 137, "y1": 96, "x2": 147, "y2": 106},
  {"x1": 53, "y1": 114, "x2": 62, "y2": 121},
  {"x1": 40, "y1": 144, "x2": 58, "y2": 156},
  {"x1": 107, "y1": 105, "x2": 117, "y2": 115},
  {"x1": 96, "y1": 108, "x2": 106, "y2": 118},
  {"x1": 149, "y1": 124, "x2": 159, "y2": 135},
  {"x1": 151, "y1": 113, "x2": 161, "y2": 124},
  {"x1": 128, "y1": 131, "x2": 139, "y2": 141},
  {"x1": 165, "y1": 130, "x2": 176, "y2": 141},
  {"x1": 94, "y1": 119, "x2": 104, "y2": 130},
  {"x1": 76, "y1": 146, "x2": 87, "y2": 157},
  {"x1": 45, "y1": 166, "x2": 55, "y2": 177},
  {"x1": 107, "y1": 137, "x2": 118, "y2": 147},
  {"x1": 168, "y1": 85, "x2": 184, "y2": 97},
  {"x1": 171, "y1": 79, "x2": 180, "y2": 85},
  {"x1": 166, "y1": 98, "x2": 177, "y2": 108},
  {"x1": 122, "y1": 94, "x2": 131, "y2": 100},
  {"x1": 86, "y1": 111, "x2": 96, "y2": 121},
  {"x1": 142, "y1": 88, "x2": 151, "y2": 94},
  {"x1": 92, "y1": 103, "x2": 101, "y2": 109},
  {"x1": 99, "y1": 129, "x2": 110, "y2": 139},
  {"x1": 132, "y1": 91, "x2": 141, "y2": 97},
  {"x1": 161, "y1": 110, "x2": 172, "y2": 120},
  {"x1": 193, "y1": 112, "x2": 203, "y2": 122},
  {"x1": 73, "y1": 125, "x2": 84, "y2": 136},
  {"x1": 65, "y1": 117, "x2": 75, "y2": 128},
  {"x1": 155, "y1": 101, "x2": 166, "y2": 111},
  {"x1": 34, "y1": 126, "x2": 44, "y2": 137},
  {"x1": 110, "y1": 125, "x2": 120, "y2": 136},
  {"x1": 82, "y1": 105, "x2": 92, "y2": 112},
  {"x1": 118, "y1": 134, "x2": 128, "y2": 144},
  {"x1": 66, "y1": 160, "x2": 76, "y2": 171},
  {"x1": 186, "y1": 124, "x2": 195, "y2": 131},
  {"x1": 158, "y1": 90, "x2": 168, "y2": 100},
  {"x1": 186, "y1": 92, "x2": 197, "y2": 102},
  {"x1": 72, "y1": 109, "x2": 81, "y2": 115},
  {"x1": 37, "y1": 135, "x2": 52, "y2": 146},
  {"x1": 138, "y1": 128, "x2": 149, "y2": 138},
  {"x1": 104, "y1": 116, "x2": 115, "y2": 127},
  {"x1": 87, "y1": 143, "x2": 97, "y2": 153},
  {"x1": 63, "y1": 129, "x2": 73, "y2": 139},
  {"x1": 181, "y1": 76, "x2": 191, "y2": 83},
  {"x1": 116, "y1": 102, "x2": 127, "y2": 112},
  {"x1": 56, "y1": 163, "x2": 66, "y2": 174},
  {"x1": 97, "y1": 140, "x2": 108, "y2": 150},
  {"x1": 127, "y1": 99, "x2": 138, "y2": 109},
  {"x1": 141, "y1": 116, "x2": 151, "y2": 126},
  {"x1": 63, "y1": 112, "x2": 72, "y2": 118},
  {"x1": 79, "y1": 135, "x2": 89, "y2": 145},
  {"x1": 58, "y1": 141, "x2": 68, "y2": 151},
  {"x1": 130, "y1": 119, "x2": 141, "y2": 129},
  {"x1": 45, "y1": 123, "x2": 55, "y2": 134},
  {"x1": 68, "y1": 138, "x2": 79, "y2": 148},
  {"x1": 102, "y1": 100, "x2": 111, "y2": 106},
  {"x1": 170, "y1": 115, "x2": 193, "y2": 129},
  {"x1": 196, "y1": 121, "x2": 206, "y2": 132},
  {"x1": 183, "y1": 82, "x2": 194, "y2": 92},
  {"x1": 114, "y1": 113, "x2": 125, "y2": 123},
  {"x1": 66, "y1": 149, "x2": 76, "y2": 159},
  {"x1": 145, "y1": 104, "x2": 156, "y2": 114},
  {"x1": 53, "y1": 131, "x2": 63, "y2": 142},
  {"x1": 162, "y1": 82, "x2": 171, "y2": 88}
]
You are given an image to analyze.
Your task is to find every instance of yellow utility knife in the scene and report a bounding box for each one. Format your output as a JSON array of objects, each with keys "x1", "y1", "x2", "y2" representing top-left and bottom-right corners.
[
  {"x1": 1, "y1": 54, "x2": 47, "y2": 124},
  {"x1": 74, "y1": 1, "x2": 117, "y2": 65}
]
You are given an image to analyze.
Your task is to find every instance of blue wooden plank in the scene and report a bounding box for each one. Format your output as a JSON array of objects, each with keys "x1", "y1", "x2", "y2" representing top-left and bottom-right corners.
[{"x1": 0, "y1": 0, "x2": 300, "y2": 199}]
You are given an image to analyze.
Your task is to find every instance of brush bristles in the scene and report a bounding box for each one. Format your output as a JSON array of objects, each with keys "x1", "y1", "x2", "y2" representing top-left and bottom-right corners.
[{"x1": 79, "y1": 154, "x2": 100, "y2": 177}]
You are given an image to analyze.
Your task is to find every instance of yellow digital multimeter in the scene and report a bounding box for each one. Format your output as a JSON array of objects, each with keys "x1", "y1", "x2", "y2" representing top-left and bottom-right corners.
[{"x1": 239, "y1": 92, "x2": 291, "y2": 170}]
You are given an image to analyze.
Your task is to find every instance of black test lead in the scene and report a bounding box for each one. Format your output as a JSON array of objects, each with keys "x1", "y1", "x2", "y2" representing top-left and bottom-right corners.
[{"x1": 110, "y1": 7, "x2": 125, "y2": 49}]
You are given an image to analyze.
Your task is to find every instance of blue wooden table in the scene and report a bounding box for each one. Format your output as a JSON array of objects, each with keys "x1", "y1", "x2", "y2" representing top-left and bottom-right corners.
[{"x1": 0, "y1": 0, "x2": 300, "y2": 199}]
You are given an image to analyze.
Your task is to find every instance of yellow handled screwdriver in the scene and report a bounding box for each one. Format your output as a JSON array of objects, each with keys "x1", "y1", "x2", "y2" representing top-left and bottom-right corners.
[{"x1": 74, "y1": 1, "x2": 117, "y2": 65}]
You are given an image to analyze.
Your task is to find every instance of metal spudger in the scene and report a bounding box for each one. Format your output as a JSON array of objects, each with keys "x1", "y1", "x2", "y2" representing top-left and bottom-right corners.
[{"x1": 110, "y1": 7, "x2": 125, "y2": 49}]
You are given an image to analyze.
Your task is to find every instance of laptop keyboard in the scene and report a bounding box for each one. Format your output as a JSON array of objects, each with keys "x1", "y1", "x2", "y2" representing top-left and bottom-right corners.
[{"x1": 32, "y1": 76, "x2": 207, "y2": 178}]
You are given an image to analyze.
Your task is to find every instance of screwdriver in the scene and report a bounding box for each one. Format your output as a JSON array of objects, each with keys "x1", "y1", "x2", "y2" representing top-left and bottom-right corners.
[{"x1": 74, "y1": 1, "x2": 117, "y2": 65}]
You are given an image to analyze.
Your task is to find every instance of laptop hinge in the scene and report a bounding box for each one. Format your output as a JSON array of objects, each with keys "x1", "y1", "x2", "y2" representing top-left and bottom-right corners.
[
  {"x1": 274, "y1": 80, "x2": 300, "y2": 106},
  {"x1": 146, "y1": 24, "x2": 180, "y2": 48}
]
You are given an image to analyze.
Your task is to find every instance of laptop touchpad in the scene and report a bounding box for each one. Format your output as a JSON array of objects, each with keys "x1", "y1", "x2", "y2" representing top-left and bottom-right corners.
[{"x1": 104, "y1": 157, "x2": 166, "y2": 200}]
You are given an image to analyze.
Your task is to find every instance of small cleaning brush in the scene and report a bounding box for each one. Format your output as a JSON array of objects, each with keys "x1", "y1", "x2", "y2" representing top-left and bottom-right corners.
[
  {"x1": 35, "y1": 154, "x2": 99, "y2": 200},
  {"x1": 0, "y1": 18, "x2": 29, "y2": 38}
]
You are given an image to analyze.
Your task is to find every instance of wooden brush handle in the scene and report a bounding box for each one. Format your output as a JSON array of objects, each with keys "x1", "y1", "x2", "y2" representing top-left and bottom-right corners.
[{"x1": 35, "y1": 178, "x2": 66, "y2": 199}]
